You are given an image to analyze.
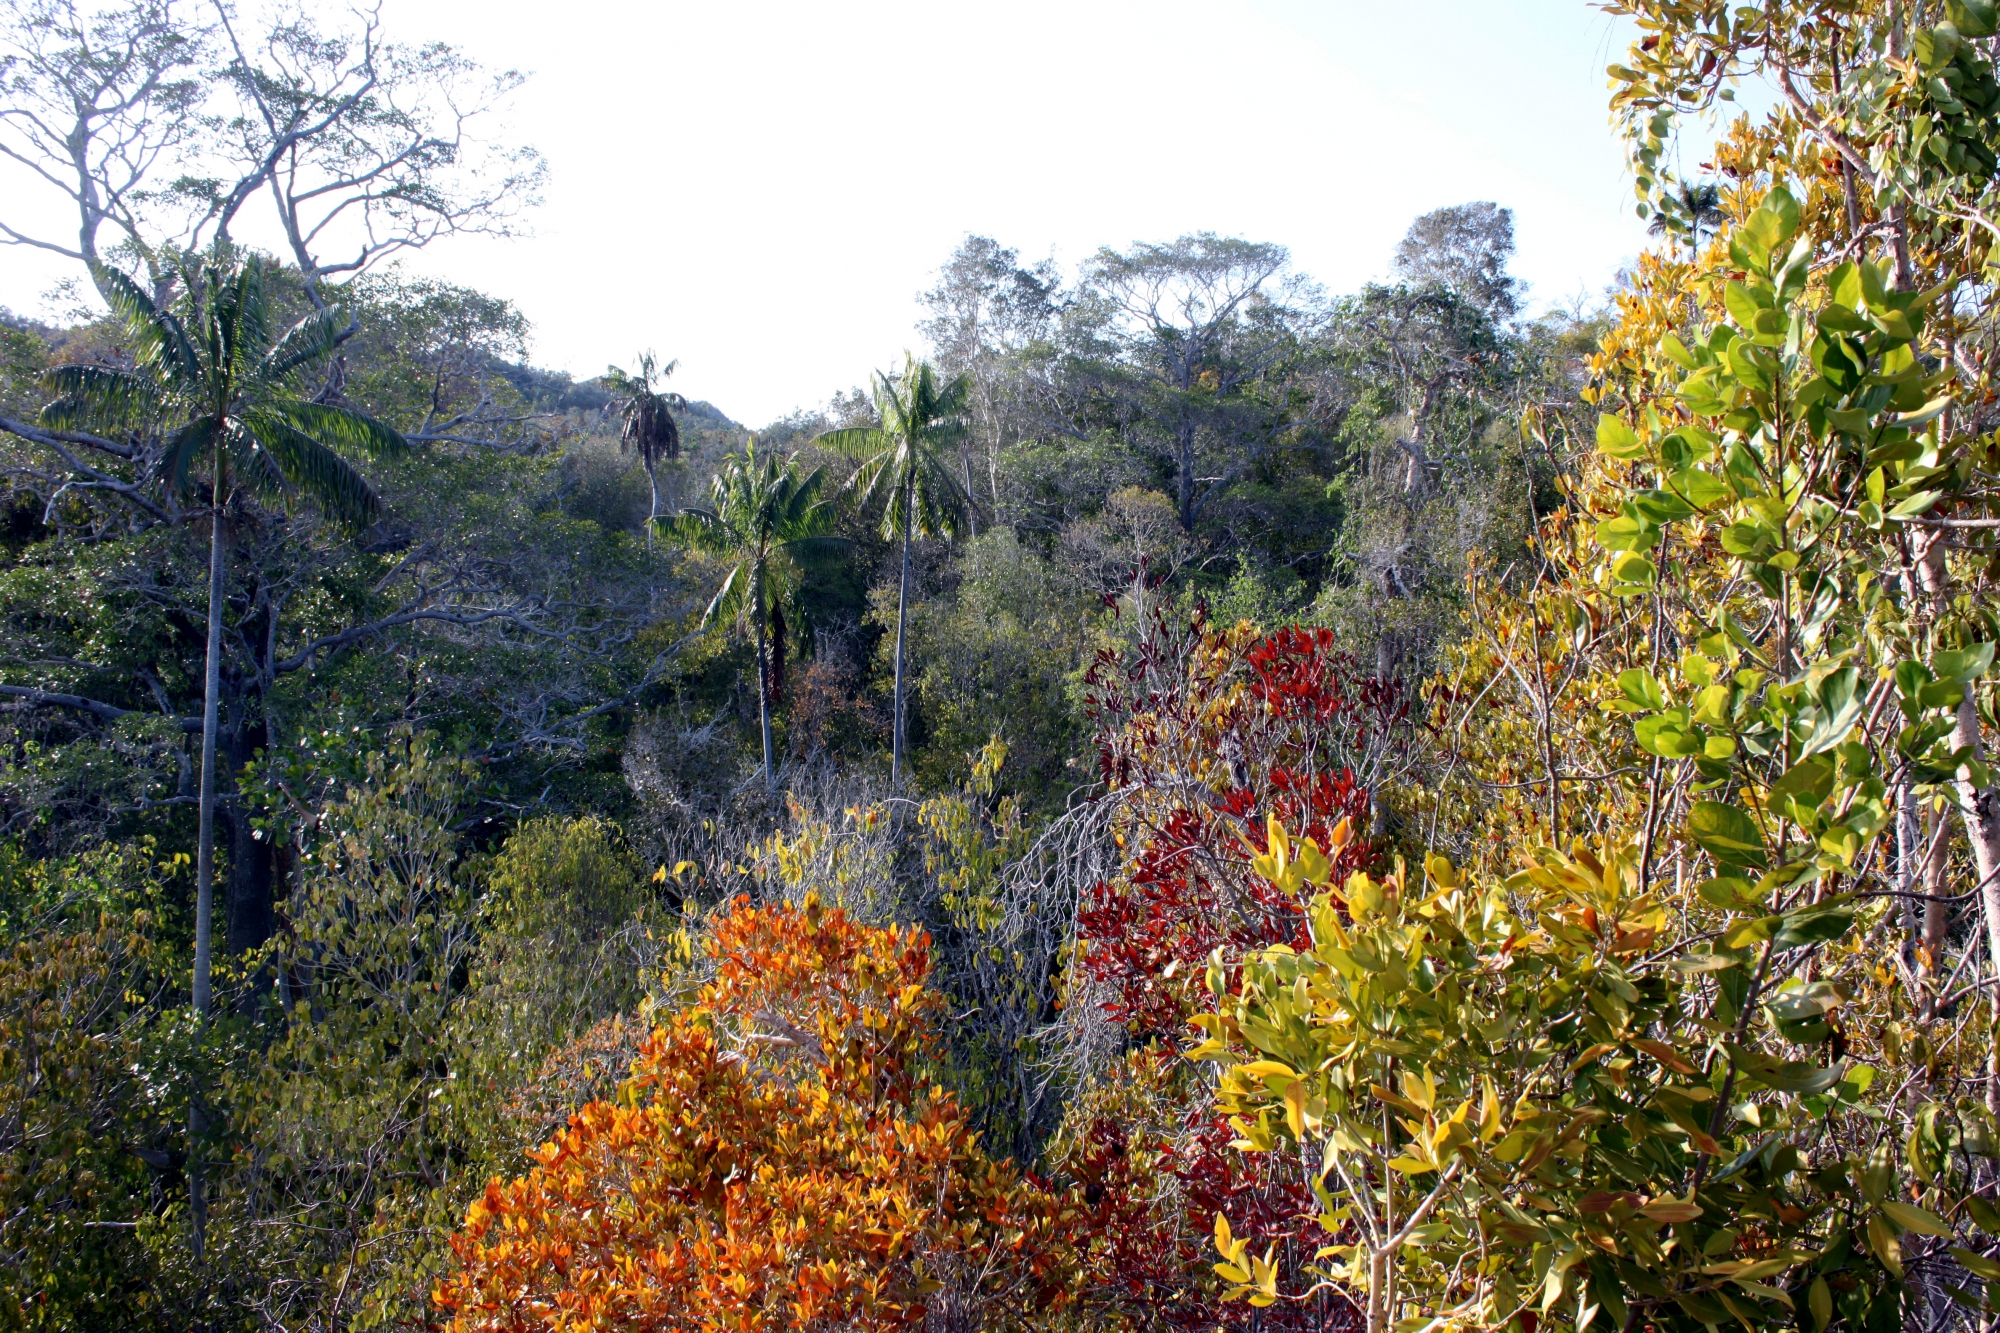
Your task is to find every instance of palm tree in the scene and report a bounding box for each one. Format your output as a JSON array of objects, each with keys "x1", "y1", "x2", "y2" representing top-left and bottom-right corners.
[
  {"x1": 41, "y1": 250, "x2": 405, "y2": 1253},
  {"x1": 606, "y1": 352, "x2": 686, "y2": 542},
  {"x1": 1650, "y1": 179, "x2": 1727, "y2": 259},
  {"x1": 814, "y1": 355, "x2": 973, "y2": 787},
  {"x1": 665, "y1": 439, "x2": 840, "y2": 794}
]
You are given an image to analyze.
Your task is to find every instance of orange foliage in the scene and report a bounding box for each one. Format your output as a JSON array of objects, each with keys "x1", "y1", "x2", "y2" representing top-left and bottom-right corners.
[{"x1": 434, "y1": 895, "x2": 1078, "y2": 1332}]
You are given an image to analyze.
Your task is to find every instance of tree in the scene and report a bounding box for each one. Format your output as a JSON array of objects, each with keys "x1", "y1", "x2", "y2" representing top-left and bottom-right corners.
[
  {"x1": 1201, "y1": 1, "x2": 2000, "y2": 1316},
  {"x1": 434, "y1": 894, "x2": 1080, "y2": 1333},
  {"x1": 816, "y1": 355, "x2": 973, "y2": 786},
  {"x1": 1046, "y1": 615, "x2": 1404, "y2": 1331},
  {"x1": 0, "y1": 0, "x2": 543, "y2": 307},
  {"x1": 1071, "y1": 234, "x2": 1310, "y2": 532},
  {"x1": 1647, "y1": 179, "x2": 1727, "y2": 259},
  {"x1": 39, "y1": 248, "x2": 405, "y2": 1253},
  {"x1": 0, "y1": 0, "x2": 210, "y2": 294},
  {"x1": 605, "y1": 352, "x2": 686, "y2": 542},
  {"x1": 1324, "y1": 278, "x2": 1515, "y2": 678},
  {"x1": 666, "y1": 439, "x2": 839, "y2": 795},
  {"x1": 1392, "y1": 202, "x2": 1521, "y2": 320},
  {"x1": 919, "y1": 235, "x2": 1062, "y2": 522}
]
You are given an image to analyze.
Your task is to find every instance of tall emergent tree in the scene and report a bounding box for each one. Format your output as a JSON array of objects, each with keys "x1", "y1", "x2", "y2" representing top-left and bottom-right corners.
[
  {"x1": 41, "y1": 250, "x2": 405, "y2": 1249},
  {"x1": 1076, "y1": 234, "x2": 1303, "y2": 532},
  {"x1": 666, "y1": 439, "x2": 839, "y2": 794},
  {"x1": 1391, "y1": 201, "x2": 1521, "y2": 319},
  {"x1": 0, "y1": 0, "x2": 543, "y2": 307},
  {"x1": 816, "y1": 355, "x2": 972, "y2": 784},
  {"x1": 606, "y1": 352, "x2": 686, "y2": 541}
]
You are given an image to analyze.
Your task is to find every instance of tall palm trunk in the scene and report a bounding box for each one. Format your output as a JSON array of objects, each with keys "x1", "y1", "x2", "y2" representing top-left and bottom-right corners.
[
  {"x1": 189, "y1": 454, "x2": 225, "y2": 1258},
  {"x1": 891, "y1": 479, "x2": 913, "y2": 786},
  {"x1": 755, "y1": 607, "x2": 775, "y2": 796},
  {"x1": 645, "y1": 458, "x2": 659, "y2": 551}
]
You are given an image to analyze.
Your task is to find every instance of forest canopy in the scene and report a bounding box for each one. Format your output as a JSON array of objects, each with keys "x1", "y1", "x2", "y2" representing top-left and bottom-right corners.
[{"x1": 5, "y1": 1, "x2": 2000, "y2": 1332}]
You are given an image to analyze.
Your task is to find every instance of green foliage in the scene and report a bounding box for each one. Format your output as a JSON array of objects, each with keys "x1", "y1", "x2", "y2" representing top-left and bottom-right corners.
[
  {"x1": 0, "y1": 917, "x2": 174, "y2": 1332},
  {"x1": 902, "y1": 530, "x2": 1099, "y2": 804}
]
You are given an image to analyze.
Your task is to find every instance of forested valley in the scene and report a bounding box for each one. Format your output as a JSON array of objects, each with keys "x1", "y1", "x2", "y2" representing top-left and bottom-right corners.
[{"x1": 9, "y1": 1, "x2": 2000, "y2": 1331}]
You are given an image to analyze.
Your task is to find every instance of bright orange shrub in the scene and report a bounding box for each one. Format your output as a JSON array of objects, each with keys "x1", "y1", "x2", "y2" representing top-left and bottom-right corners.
[{"x1": 433, "y1": 895, "x2": 1078, "y2": 1332}]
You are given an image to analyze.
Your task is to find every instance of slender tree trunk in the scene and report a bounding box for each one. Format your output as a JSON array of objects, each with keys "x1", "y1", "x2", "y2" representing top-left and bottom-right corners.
[
  {"x1": 1917, "y1": 531, "x2": 2000, "y2": 1104},
  {"x1": 892, "y1": 482, "x2": 913, "y2": 786},
  {"x1": 1177, "y1": 420, "x2": 1196, "y2": 533},
  {"x1": 189, "y1": 459, "x2": 226, "y2": 1259},
  {"x1": 756, "y1": 609, "x2": 775, "y2": 796},
  {"x1": 646, "y1": 459, "x2": 659, "y2": 550},
  {"x1": 963, "y1": 452, "x2": 977, "y2": 538}
]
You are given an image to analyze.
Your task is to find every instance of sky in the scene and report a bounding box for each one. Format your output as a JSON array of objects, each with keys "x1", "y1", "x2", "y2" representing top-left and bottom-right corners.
[{"x1": 0, "y1": 0, "x2": 1671, "y2": 427}]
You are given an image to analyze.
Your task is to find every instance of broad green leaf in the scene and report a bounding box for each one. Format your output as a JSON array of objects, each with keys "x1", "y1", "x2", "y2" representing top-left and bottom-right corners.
[
  {"x1": 1596, "y1": 514, "x2": 1656, "y2": 552},
  {"x1": 1951, "y1": 0, "x2": 1999, "y2": 37},
  {"x1": 1596, "y1": 414, "x2": 1646, "y2": 460},
  {"x1": 1769, "y1": 756, "x2": 1836, "y2": 815},
  {"x1": 1954, "y1": 1247, "x2": 2000, "y2": 1281},
  {"x1": 1936, "y1": 643, "x2": 1996, "y2": 683},
  {"x1": 1674, "y1": 469, "x2": 1732, "y2": 510},
  {"x1": 1617, "y1": 669, "x2": 1667, "y2": 711},
  {"x1": 1609, "y1": 551, "x2": 1656, "y2": 590},
  {"x1": 1882, "y1": 1200, "x2": 1951, "y2": 1236},
  {"x1": 1632, "y1": 489, "x2": 1696, "y2": 522},
  {"x1": 1696, "y1": 876, "x2": 1758, "y2": 909},
  {"x1": 1688, "y1": 801, "x2": 1768, "y2": 868},
  {"x1": 1724, "y1": 281, "x2": 1768, "y2": 330},
  {"x1": 1772, "y1": 901, "x2": 1856, "y2": 950},
  {"x1": 1636, "y1": 714, "x2": 1702, "y2": 758}
]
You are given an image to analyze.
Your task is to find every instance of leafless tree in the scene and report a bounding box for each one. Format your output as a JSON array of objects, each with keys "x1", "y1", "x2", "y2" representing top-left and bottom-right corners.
[
  {"x1": 0, "y1": 0, "x2": 544, "y2": 311},
  {"x1": 196, "y1": 3, "x2": 545, "y2": 313},
  {"x1": 0, "y1": 0, "x2": 212, "y2": 294}
]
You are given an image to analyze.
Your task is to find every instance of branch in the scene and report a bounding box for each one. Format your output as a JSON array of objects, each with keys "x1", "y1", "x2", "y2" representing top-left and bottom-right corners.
[
  {"x1": 0, "y1": 684, "x2": 197, "y2": 732},
  {"x1": 271, "y1": 604, "x2": 548, "y2": 675},
  {"x1": 0, "y1": 416, "x2": 139, "y2": 461},
  {"x1": 0, "y1": 417, "x2": 167, "y2": 522}
]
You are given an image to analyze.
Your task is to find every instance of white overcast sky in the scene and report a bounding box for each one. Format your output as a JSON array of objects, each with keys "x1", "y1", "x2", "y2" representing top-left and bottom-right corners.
[{"x1": 0, "y1": 0, "x2": 1670, "y2": 427}]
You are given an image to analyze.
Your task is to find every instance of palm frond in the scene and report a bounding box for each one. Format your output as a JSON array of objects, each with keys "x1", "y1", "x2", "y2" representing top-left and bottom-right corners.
[
  {"x1": 662, "y1": 505, "x2": 742, "y2": 555},
  {"x1": 39, "y1": 365, "x2": 160, "y2": 430},
  {"x1": 237, "y1": 409, "x2": 382, "y2": 524},
  {"x1": 158, "y1": 417, "x2": 219, "y2": 500},
  {"x1": 227, "y1": 422, "x2": 293, "y2": 503},
  {"x1": 844, "y1": 450, "x2": 902, "y2": 526},
  {"x1": 271, "y1": 402, "x2": 410, "y2": 459},
  {"x1": 811, "y1": 427, "x2": 889, "y2": 458},
  {"x1": 98, "y1": 264, "x2": 202, "y2": 393},
  {"x1": 781, "y1": 531, "x2": 850, "y2": 567},
  {"x1": 215, "y1": 261, "x2": 271, "y2": 381},
  {"x1": 702, "y1": 560, "x2": 748, "y2": 629},
  {"x1": 258, "y1": 308, "x2": 349, "y2": 381},
  {"x1": 929, "y1": 367, "x2": 973, "y2": 421}
]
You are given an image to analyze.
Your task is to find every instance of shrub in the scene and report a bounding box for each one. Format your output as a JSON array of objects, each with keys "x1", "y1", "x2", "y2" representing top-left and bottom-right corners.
[{"x1": 435, "y1": 894, "x2": 1081, "y2": 1332}]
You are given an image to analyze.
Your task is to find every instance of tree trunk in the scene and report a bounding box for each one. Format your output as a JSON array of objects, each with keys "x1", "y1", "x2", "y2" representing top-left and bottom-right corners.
[
  {"x1": 1917, "y1": 532, "x2": 2000, "y2": 1099},
  {"x1": 189, "y1": 461, "x2": 226, "y2": 1259},
  {"x1": 892, "y1": 484, "x2": 913, "y2": 786},
  {"x1": 646, "y1": 458, "x2": 659, "y2": 550},
  {"x1": 1177, "y1": 421, "x2": 1197, "y2": 533},
  {"x1": 963, "y1": 452, "x2": 977, "y2": 538},
  {"x1": 224, "y1": 720, "x2": 274, "y2": 954},
  {"x1": 756, "y1": 610, "x2": 775, "y2": 796}
]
